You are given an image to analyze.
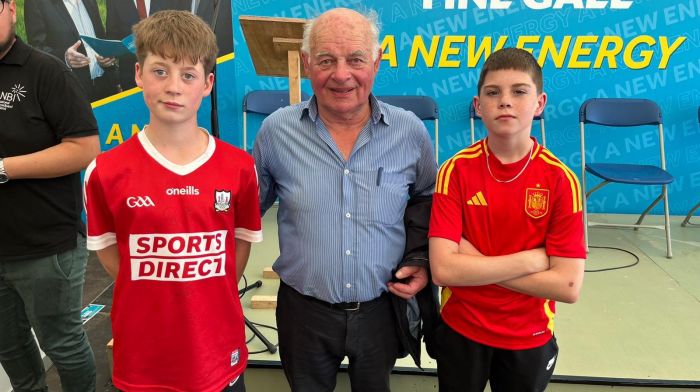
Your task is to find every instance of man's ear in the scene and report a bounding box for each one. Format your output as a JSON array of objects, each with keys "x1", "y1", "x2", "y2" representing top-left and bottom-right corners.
[{"x1": 301, "y1": 52, "x2": 311, "y2": 74}]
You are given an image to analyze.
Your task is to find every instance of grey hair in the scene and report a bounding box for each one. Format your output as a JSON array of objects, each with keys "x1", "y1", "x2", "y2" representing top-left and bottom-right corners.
[{"x1": 301, "y1": 9, "x2": 381, "y2": 61}]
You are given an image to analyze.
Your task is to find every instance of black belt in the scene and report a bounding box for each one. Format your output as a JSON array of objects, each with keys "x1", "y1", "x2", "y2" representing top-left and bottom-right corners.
[{"x1": 300, "y1": 290, "x2": 386, "y2": 311}]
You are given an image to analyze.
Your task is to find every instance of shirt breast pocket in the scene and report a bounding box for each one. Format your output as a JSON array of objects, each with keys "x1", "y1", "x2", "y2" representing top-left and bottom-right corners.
[{"x1": 370, "y1": 172, "x2": 409, "y2": 226}]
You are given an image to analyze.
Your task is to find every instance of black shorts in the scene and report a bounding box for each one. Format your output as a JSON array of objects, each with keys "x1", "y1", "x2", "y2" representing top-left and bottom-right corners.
[
  {"x1": 435, "y1": 322, "x2": 559, "y2": 392},
  {"x1": 221, "y1": 374, "x2": 245, "y2": 392}
]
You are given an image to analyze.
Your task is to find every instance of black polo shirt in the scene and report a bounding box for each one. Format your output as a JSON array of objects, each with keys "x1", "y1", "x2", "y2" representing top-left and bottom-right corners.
[{"x1": 0, "y1": 37, "x2": 98, "y2": 261}]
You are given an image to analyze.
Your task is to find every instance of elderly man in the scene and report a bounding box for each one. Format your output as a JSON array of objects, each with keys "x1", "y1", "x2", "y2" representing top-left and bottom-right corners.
[
  {"x1": 0, "y1": 0, "x2": 100, "y2": 390},
  {"x1": 253, "y1": 7, "x2": 437, "y2": 392}
]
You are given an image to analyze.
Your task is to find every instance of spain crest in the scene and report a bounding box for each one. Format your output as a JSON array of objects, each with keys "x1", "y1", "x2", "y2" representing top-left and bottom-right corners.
[{"x1": 525, "y1": 188, "x2": 549, "y2": 219}]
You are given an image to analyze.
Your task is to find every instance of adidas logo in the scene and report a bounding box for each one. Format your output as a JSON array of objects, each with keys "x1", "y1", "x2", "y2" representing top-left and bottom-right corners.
[{"x1": 466, "y1": 191, "x2": 488, "y2": 206}]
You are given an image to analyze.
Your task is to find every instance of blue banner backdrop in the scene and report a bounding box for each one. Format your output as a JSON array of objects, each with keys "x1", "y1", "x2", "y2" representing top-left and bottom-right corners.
[{"x1": 96, "y1": 0, "x2": 700, "y2": 215}]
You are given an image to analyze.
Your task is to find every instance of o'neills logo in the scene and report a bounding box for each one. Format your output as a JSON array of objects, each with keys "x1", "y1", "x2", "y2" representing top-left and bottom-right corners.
[
  {"x1": 166, "y1": 186, "x2": 200, "y2": 195},
  {"x1": 129, "y1": 231, "x2": 226, "y2": 282}
]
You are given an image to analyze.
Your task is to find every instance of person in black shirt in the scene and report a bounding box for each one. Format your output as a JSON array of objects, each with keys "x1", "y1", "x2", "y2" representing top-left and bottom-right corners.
[{"x1": 0, "y1": 1, "x2": 100, "y2": 390}]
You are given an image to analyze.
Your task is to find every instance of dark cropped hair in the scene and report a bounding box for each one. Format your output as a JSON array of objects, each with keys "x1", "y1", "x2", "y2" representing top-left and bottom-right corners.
[{"x1": 477, "y1": 47, "x2": 543, "y2": 94}]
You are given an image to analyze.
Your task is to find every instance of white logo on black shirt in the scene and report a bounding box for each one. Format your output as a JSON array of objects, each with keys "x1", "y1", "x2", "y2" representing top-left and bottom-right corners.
[{"x1": 0, "y1": 84, "x2": 26, "y2": 110}]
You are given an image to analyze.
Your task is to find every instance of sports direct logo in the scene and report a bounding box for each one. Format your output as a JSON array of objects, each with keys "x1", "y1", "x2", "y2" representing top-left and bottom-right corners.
[{"x1": 129, "y1": 231, "x2": 227, "y2": 282}]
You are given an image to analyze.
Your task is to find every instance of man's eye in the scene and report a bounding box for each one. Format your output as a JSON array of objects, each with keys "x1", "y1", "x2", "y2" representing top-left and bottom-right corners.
[{"x1": 318, "y1": 59, "x2": 333, "y2": 66}]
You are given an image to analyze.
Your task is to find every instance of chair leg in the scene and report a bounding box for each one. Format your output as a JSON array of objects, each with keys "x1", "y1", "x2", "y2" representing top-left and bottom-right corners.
[
  {"x1": 634, "y1": 194, "x2": 664, "y2": 230},
  {"x1": 681, "y1": 201, "x2": 700, "y2": 227},
  {"x1": 663, "y1": 185, "x2": 673, "y2": 259}
]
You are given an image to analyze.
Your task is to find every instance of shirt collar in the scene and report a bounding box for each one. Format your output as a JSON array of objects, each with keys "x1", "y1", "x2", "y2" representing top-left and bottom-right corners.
[
  {"x1": 301, "y1": 94, "x2": 389, "y2": 126},
  {"x1": 0, "y1": 36, "x2": 31, "y2": 66}
]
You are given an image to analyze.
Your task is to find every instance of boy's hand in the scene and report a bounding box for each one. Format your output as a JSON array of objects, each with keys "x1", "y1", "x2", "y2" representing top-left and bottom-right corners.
[{"x1": 387, "y1": 266, "x2": 428, "y2": 300}]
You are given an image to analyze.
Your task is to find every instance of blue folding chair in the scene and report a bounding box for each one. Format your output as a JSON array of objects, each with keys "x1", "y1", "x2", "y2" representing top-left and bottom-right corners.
[
  {"x1": 469, "y1": 101, "x2": 546, "y2": 147},
  {"x1": 242, "y1": 90, "x2": 310, "y2": 152},
  {"x1": 377, "y1": 95, "x2": 440, "y2": 162},
  {"x1": 681, "y1": 106, "x2": 700, "y2": 227},
  {"x1": 579, "y1": 98, "x2": 674, "y2": 258}
]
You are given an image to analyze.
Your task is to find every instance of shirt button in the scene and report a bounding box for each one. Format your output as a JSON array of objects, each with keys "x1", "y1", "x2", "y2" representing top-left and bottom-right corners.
[
  {"x1": 344, "y1": 169, "x2": 350, "y2": 175},
  {"x1": 345, "y1": 212, "x2": 351, "y2": 218},
  {"x1": 345, "y1": 250, "x2": 351, "y2": 255},
  {"x1": 346, "y1": 283, "x2": 352, "y2": 288}
]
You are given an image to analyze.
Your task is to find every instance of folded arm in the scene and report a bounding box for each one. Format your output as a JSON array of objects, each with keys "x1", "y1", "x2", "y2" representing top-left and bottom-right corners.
[
  {"x1": 429, "y1": 237, "x2": 549, "y2": 287},
  {"x1": 443, "y1": 237, "x2": 584, "y2": 303},
  {"x1": 498, "y1": 256, "x2": 584, "y2": 303}
]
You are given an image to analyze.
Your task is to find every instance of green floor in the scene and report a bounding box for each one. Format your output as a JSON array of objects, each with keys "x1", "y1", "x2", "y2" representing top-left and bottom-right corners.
[{"x1": 243, "y1": 209, "x2": 700, "y2": 390}]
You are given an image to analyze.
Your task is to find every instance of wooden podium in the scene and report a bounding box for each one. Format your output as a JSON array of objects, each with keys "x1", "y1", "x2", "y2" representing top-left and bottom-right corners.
[{"x1": 239, "y1": 16, "x2": 308, "y2": 104}]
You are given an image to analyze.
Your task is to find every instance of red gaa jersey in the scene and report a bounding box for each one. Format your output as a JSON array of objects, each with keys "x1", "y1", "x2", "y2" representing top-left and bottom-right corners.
[
  {"x1": 429, "y1": 138, "x2": 585, "y2": 350},
  {"x1": 85, "y1": 131, "x2": 262, "y2": 391}
]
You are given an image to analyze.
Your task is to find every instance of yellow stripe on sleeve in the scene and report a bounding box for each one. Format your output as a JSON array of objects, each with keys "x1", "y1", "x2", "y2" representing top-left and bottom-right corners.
[{"x1": 538, "y1": 152, "x2": 582, "y2": 213}]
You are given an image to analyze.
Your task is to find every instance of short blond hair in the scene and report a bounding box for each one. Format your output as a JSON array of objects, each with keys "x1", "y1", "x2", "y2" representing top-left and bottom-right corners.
[{"x1": 133, "y1": 10, "x2": 218, "y2": 74}]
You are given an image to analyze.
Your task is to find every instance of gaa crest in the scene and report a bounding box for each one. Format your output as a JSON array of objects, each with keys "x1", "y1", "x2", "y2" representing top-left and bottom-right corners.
[
  {"x1": 525, "y1": 188, "x2": 549, "y2": 219},
  {"x1": 214, "y1": 190, "x2": 231, "y2": 212}
]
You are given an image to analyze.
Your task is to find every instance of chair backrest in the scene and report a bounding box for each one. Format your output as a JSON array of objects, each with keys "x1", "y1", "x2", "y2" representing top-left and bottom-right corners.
[
  {"x1": 377, "y1": 95, "x2": 440, "y2": 162},
  {"x1": 579, "y1": 98, "x2": 662, "y2": 126},
  {"x1": 578, "y1": 98, "x2": 667, "y2": 172},
  {"x1": 242, "y1": 90, "x2": 310, "y2": 152},
  {"x1": 243, "y1": 90, "x2": 311, "y2": 115},
  {"x1": 469, "y1": 101, "x2": 546, "y2": 146},
  {"x1": 376, "y1": 95, "x2": 439, "y2": 120}
]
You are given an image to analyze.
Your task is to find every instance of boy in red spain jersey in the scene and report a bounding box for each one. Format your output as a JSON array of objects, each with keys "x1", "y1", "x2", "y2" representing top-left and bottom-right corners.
[
  {"x1": 428, "y1": 48, "x2": 585, "y2": 392},
  {"x1": 83, "y1": 11, "x2": 262, "y2": 392}
]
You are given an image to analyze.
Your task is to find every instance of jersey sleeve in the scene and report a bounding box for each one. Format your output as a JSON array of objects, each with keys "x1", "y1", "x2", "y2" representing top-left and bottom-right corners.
[
  {"x1": 83, "y1": 159, "x2": 117, "y2": 250},
  {"x1": 234, "y1": 159, "x2": 263, "y2": 243},
  {"x1": 428, "y1": 158, "x2": 464, "y2": 244},
  {"x1": 545, "y1": 163, "x2": 586, "y2": 259}
]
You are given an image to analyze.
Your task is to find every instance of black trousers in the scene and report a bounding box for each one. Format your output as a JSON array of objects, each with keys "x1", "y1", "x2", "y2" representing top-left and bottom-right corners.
[
  {"x1": 276, "y1": 281, "x2": 399, "y2": 392},
  {"x1": 436, "y1": 322, "x2": 558, "y2": 392}
]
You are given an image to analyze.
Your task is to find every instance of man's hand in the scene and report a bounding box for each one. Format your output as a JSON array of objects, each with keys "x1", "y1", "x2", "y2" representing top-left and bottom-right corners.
[
  {"x1": 387, "y1": 266, "x2": 428, "y2": 300},
  {"x1": 96, "y1": 55, "x2": 116, "y2": 68},
  {"x1": 65, "y1": 41, "x2": 89, "y2": 69}
]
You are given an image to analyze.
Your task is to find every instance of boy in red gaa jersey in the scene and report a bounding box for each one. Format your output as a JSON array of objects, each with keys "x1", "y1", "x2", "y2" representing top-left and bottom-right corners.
[
  {"x1": 83, "y1": 11, "x2": 262, "y2": 392},
  {"x1": 428, "y1": 47, "x2": 585, "y2": 392}
]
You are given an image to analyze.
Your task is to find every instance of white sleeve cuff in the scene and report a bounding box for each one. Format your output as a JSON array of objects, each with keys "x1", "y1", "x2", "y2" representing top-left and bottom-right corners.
[{"x1": 87, "y1": 232, "x2": 117, "y2": 250}]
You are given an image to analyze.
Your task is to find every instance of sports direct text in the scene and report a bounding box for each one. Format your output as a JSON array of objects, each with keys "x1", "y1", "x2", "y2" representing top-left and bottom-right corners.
[{"x1": 129, "y1": 231, "x2": 227, "y2": 282}]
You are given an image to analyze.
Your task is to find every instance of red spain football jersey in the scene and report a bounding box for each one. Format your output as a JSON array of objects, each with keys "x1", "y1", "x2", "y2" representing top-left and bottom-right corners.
[
  {"x1": 429, "y1": 137, "x2": 585, "y2": 350},
  {"x1": 85, "y1": 131, "x2": 262, "y2": 391}
]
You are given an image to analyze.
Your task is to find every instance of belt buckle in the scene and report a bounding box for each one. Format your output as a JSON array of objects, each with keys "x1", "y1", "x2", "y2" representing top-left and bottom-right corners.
[{"x1": 342, "y1": 302, "x2": 361, "y2": 311}]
